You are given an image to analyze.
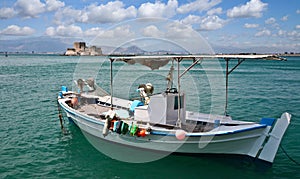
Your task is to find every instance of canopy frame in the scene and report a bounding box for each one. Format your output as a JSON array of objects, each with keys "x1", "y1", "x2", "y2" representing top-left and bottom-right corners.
[
  {"x1": 224, "y1": 58, "x2": 246, "y2": 116},
  {"x1": 109, "y1": 54, "x2": 285, "y2": 127},
  {"x1": 110, "y1": 58, "x2": 114, "y2": 110}
]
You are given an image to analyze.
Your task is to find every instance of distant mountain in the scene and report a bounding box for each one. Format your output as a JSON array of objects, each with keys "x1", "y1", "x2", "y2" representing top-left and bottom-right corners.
[
  {"x1": 0, "y1": 35, "x2": 176, "y2": 54},
  {"x1": 0, "y1": 35, "x2": 291, "y2": 54},
  {"x1": 0, "y1": 36, "x2": 79, "y2": 53},
  {"x1": 212, "y1": 44, "x2": 288, "y2": 54},
  {"x1": 92, "y1": 45, "x2": 145, "y2": 55},
  {"x1": 100, "y1": 45, "x2": 182, "y2": 55},
  {"x1": 112, "y1": 45, "x2": 146, "y2": 54},
  {"x1": 100, "y1": 46, "x2": 117, "y2": 55}
]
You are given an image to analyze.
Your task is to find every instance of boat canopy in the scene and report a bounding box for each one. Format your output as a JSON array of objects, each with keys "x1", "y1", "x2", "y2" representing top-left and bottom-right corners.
[
  {"x1": 108, "y1": 54, "x2": 285, "y2": 115},
  {"x1": 109, "y1": 54, "x2": 285, "y2": 70}
]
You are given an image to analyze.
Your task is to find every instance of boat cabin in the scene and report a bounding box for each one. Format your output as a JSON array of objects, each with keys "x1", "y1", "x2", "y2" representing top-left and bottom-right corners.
[{"x1": 134, "y1": 91, "x2": 186, "y2": 126}]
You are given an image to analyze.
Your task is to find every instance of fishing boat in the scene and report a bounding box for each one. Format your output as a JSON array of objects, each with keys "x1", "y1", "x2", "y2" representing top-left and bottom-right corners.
[{"x1": 57, "y1": 54, "x2": 291, "y2": 164}]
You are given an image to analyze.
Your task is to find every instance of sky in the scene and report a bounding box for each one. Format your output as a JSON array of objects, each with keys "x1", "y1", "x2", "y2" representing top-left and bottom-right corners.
[{"x1": 0, "y1": 0, "x2": 299, "y2": 53}]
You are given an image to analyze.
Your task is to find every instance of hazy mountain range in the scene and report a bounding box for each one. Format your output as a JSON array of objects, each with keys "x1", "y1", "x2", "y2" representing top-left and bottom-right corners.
[{"x1": 0, "y1": 36, "x2": 292, "y2": 54}]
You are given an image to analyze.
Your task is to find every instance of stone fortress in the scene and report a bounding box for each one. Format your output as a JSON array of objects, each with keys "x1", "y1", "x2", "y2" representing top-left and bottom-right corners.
[{"x1": 65, "y1": 42, "x2": 102, "y2": 56}]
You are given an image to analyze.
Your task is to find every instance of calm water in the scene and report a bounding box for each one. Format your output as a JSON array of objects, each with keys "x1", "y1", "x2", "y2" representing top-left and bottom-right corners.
[{"x1": 1, "y1": 54, "x2": 299, "y2": 178}]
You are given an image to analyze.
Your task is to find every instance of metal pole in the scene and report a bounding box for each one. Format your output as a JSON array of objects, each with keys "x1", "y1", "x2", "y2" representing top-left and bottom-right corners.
[
  {"x1": 176, "y1": 58, "x2": 181, "y2": 128},
  {"x1": 225, "y1": 58, "x2": 229, "y2": 116},
  {"x1": 110, "y1": 58, "x2": 113, "y2": 110},
  {"x1": 179, "y1": 57, "x2": 202, "y2": 78}
]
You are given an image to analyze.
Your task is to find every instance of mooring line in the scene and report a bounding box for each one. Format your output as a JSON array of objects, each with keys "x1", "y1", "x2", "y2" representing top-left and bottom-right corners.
[{"x1": 280, "y1": 144, "x2": 300, "y2": 166}]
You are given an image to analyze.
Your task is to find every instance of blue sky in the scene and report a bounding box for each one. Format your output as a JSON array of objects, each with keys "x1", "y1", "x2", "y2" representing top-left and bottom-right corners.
[{"x1": 0, "y1": 0, "x2": 299, "y2": 53}]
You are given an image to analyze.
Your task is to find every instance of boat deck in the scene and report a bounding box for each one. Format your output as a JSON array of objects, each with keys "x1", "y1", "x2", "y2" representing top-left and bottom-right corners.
[
  {"x1": 77, "y1": 103, "x2": 111, "y2": 119},
  {"x1": 63, "y1": 92, "x2": 256, "y2": 133}
]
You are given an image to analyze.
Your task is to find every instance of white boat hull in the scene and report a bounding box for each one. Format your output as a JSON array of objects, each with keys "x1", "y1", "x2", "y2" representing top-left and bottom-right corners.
[
  {"x1": 57, "y1": 54, "x2": 290, "y2": 164},
  {"x1": 59, "y1": 99, "x2": 290, "y2": 163}
]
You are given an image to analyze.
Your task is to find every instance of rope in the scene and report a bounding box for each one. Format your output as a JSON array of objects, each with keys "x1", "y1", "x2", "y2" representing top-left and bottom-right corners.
[
  {"x1": 57, "y1": 101, "x2": 66, "y2": 131},
  {"x1": 280, "y1": 144, "x2": 300, "y2": 166}
]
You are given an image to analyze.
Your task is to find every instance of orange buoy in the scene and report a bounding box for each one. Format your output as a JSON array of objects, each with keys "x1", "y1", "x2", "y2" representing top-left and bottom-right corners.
[{"x1": 137, "y1": 129, "x2": 147, "y2": 137}]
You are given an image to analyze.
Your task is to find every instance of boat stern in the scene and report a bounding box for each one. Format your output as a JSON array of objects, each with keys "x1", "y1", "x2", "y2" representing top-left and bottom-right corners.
[{"x1": 258, "y1": 112, "x2": 292, "y2": 163}]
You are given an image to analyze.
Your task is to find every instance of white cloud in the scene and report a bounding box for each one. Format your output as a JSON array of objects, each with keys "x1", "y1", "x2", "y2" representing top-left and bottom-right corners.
[
  {"x1": 297, "y1": 10, "x2": 300, "y2": 14},
  {"x1": 0, "y1": 25, "x2": 35, "y2": 36},
  {"x1": 45, "y1": 25, "x2": 82, "y2": 37},
  {"x1": 142, "y1": 25, "x2": 163, "y2": 37},
  {"x1": 265, "y1": 17, "x2": 276, "y2": 24},
  {"x1": 138, "y1": 0, "x2": 178, "y2": 18},
  {"x1": 86, "y1": 25, "x2": 134, "y2": 38},
  {"x1": 177, "y1": 0, "x2": 221, "y2": 14},
  {"x1": 287, "y1": 30, "x2": 300, "y2": 37},
  {"x1": 199, "y1": 15, "x2": 226, "y2": 30},
  {"x1": 109, "y1": 25, "x2": 135, "y2": 38},
  {"x1": 54, "y1": 7, "x2": 87, "y2": 24},
  {"x1": 55, "y1": 1, "x2": 136, "y2": 24},
  {"x1": 14, "y1": 0, "x2": 46, "y2": 18},
  {"x1": 255, "y1": 28, "x2": 271, "y2": 36},
  {"x1": 84, "y1": 27, "x2": 106, "y2": 37},
  {"x1": 227, "y1": 0, "x2": 267, "y2": 18},
  {"x1": 278, "y1": 29, "x2": 286, "y2": 36},
  {"x1": 165, "y1": 22, "x2": 196, "y2": 38},
  {"x1": 207, "y1": 7, "x2": 222, "y2": 15},
  {"x1": 45, "y1": 0, "x2": 65, "y2": 11},
  {"x1": 46, "y1": 24, "x2": 134, "y2": 38},
  {"x1": 45, "y1": 27, "x2": 56, "y2": 36},
  {"x1": 282, "y1": 30, "x2": 300, "y2": 41},
  {"x1": 86, "y1": 1, "x2": 137, "y2": 23},
  {"x1": 244, "y1": 23, "x2": 259, "y2": 28},
  {"x1": 181, "y1": 15, "x2": 201, "y2": 25},
  {"x1": 85, "y1": 26, "x2": 131, "y2": 38},
  {"x1": 0, "y1": 0, "x2": 64, "y2": 19},
  {"x1": 278, "y1": 29, "x2": 300, "y2": 40},
  {"x1": 0, "y1": 7, "x2": 17, "y2": 19},
  {"x1": 281, "y1": 15, "x2": 288, "y2": 21}
]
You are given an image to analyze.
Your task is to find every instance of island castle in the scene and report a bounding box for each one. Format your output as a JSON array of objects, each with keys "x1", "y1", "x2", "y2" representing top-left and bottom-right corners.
[{"x1": 65, "y1": 42, "x2": 102, "y2": 56}]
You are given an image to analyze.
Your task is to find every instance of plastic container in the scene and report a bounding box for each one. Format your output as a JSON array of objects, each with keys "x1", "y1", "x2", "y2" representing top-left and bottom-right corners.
[{"x1": 61, "y1": 86, "x2": 68, "y2": 92}]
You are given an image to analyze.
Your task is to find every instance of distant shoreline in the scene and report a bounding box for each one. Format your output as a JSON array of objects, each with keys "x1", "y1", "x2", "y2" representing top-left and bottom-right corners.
[
  {"x1": 1, "y1": 51, "x2": 300, "y2": 57},
  {"x1": 279, "y1": 54, "x2": 300, "y2": 57}
]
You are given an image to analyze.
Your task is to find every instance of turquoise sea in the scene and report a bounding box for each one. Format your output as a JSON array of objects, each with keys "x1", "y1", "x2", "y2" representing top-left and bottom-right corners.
[{"x1": 1, "y1": 54, "x2": 299, "y2": 178}]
